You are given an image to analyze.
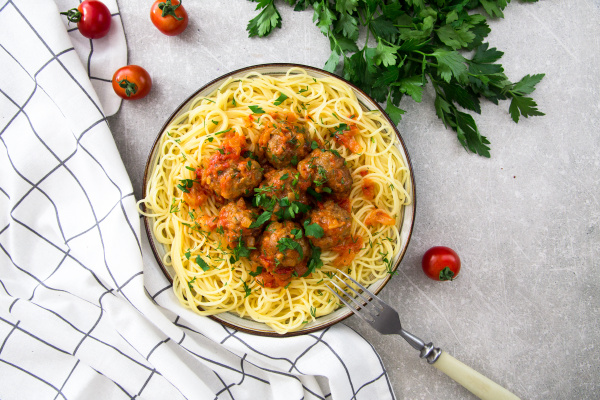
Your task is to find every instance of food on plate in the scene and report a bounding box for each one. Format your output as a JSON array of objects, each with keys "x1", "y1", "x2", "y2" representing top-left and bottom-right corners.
[
  {"x1": 150, "y1": 0, "x2": 188, "y2": 36},
  {"x1": 61, "y1": 0, "x2": 111, "y2": 39},
  {"x1": 422, "y1": 246, "x2": 461, "y2": 281},
  {"x1": 139, "y1": 68, "x2": 412, "y2": 333},
  {"x1": 112, "y1": 65, "x2": 152, "y2": 100}
]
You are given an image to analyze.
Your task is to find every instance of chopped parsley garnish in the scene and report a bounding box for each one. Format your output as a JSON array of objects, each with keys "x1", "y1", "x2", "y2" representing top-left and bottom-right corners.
[
  {"x1": 303, "y1": 220, "x2": 324, "y2": 238},
  {"x1": 249, "y1": 211, "x2": 272, "y2": 228},
  {"x1": 306, "y1": 187, "x2": 322, "y2": 201},
  {"x1": 273, "y1": 92, "x2": 288, "y2": 106},
  {"x1": 379, "y1": 251, "x2": 398, "y2": 276},
  {"x1": 214, "y1": 128, "x2": 231, "y2": 136},
  {"x1": 185, "y1": 166, "x2": 196, "y2": 171},
  {"x1": 187, "y1": 277, "x2": 197, "y2": 290},
  {"x1": 277, "y1": 238, "x2": 304, "y2": 259},
  {"x1": 290, "y1": 155, "x2": 299, "y2": 165},
  {"x1": 313, "y1": 166, "x2": 328, "y2": 187},
  {"x1": 310, "y1": 306, "x2": 317, "y2": 319},
  {"x1": 184, "y1": 249, "x2": 191, "y2": 260},
  {"x1": 291, "y1": 228, "x2": 303, "y2": 239},
  {"x1": 302, "y1": 244, "x2": 323, "y2": 277},
  {"x1": 195, "y1": 255, "x2": 210, "y2": 272},
  {"x1": 170, "y1": 199, "x2": 180, "y2": 213},
  {"x1": 177, "y1": 179, "x2": 195, "y2": 193},
  {"x1": 249, "y1": 105, "x2": 265, "y2": 114},
  {"x1": 275, "y1": 201, "x2": 310, "y2": 220},
  {"x1": 280, "y1": 173, "x2": 289, "y2": 180},
  {"x1": 322, "y1": 187, "x2": 332, "y2": 193},
  {"x1": 298, "y1": 86, "x2": 309, "y2": 94},
  {"x1": 232, "y1": 236, "x2": 254, "y2": 262},
  {"x1": 242, "y1": 281, "x2": 252, "y2": 298},
  {"x1": 243, "y1": 150, "x2": 259, "y2": 161},
  {"x1": 311, "y1": 141, "x2": 319, "y2": 150}
]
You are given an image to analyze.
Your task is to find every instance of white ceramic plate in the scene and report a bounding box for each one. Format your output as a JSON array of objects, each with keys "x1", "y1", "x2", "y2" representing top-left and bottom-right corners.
[{"x1": 142, "y1": 63, "x2": 416, "y2": 336}]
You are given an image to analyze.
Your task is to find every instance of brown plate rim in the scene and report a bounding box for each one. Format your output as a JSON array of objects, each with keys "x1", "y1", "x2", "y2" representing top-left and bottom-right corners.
[{"x1": 142, "y1": 63, "x2": 417, "y2": 337}]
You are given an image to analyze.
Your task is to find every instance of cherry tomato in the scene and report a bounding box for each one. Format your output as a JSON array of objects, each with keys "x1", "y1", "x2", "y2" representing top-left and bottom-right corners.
[
  {"x1": 112, "y1": 65, "x2": 152, "y2": 100},
  {"x1": 61, "y1": 0, "x2": 111, "y2": 39},
  {"x1": 150, "y1": 0, "x2": 189, "y2": 36},
  {"x1": 422, "y1": 246, "x2": 461, "y2": 281}
]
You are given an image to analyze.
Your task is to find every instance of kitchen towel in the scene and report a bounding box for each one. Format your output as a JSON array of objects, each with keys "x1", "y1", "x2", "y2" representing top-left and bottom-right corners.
[{"x1": 0, "y1": 1, "x2": 396, "y2": 399}]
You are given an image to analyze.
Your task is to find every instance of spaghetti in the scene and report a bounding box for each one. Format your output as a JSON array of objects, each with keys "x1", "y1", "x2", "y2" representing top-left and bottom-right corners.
[{"x1": 139, "y1": 67, "x2": 412, "y2": 334}]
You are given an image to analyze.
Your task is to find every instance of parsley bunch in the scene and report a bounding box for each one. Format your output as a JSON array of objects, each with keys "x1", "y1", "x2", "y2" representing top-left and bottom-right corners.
[{"x1": 247, "y1": 0, "x2": 544, "y2": 157}]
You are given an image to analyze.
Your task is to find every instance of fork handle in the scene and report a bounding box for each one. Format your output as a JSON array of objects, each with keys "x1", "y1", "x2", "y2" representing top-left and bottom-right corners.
[{"x1": 432, "y1": 351, "x2": 520, "y2": 400}]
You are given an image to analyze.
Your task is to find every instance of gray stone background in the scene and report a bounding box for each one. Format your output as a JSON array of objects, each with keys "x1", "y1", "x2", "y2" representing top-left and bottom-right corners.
[{"x1": 108, "y1": 1, "x2": 600, "y2": 399}]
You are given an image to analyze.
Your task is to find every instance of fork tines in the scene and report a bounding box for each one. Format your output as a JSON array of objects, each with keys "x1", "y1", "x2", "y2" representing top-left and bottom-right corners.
[{"x1": 326, "y1": 270, "x2": 384, "y2": 323}]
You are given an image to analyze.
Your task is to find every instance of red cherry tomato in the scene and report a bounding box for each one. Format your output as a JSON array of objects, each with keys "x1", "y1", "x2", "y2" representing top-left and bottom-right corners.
[
  {"x1": 150, "y1": 0, "x2": 189, "y2": 36},
  {"x1": 61, "y1": 0, "x2": 112, "y2": 39},
  {"x1": 422, "y1": 246, "x2": 461, "y2": 281},
  {"x1": 112, "y1": 65, "x2": 152, "y2": 100}
]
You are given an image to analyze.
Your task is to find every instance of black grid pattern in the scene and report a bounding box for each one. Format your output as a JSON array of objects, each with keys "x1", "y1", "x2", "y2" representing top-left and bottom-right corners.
[
  {"x1": 55, "y1": 0, "x2": 126, "y2": 117},
  {"x1": 0, "y1": 0, "x2": 396, "y2": 399}
]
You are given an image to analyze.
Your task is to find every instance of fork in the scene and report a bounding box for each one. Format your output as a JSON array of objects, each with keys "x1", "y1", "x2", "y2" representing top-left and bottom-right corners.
[{"x1": 327, "y1": 270, "x2": 520, "y2": 400}]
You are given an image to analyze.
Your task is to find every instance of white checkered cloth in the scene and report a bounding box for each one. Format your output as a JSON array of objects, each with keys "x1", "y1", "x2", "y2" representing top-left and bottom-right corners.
[{"x1": 0, "y1": 1, "x2": 396, "y2": 399}]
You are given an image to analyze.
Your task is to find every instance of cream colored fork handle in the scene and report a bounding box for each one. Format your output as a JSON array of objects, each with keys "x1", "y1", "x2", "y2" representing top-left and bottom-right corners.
[{"x1": 433, "y1": 351, "x2": 520, "y2": 400}]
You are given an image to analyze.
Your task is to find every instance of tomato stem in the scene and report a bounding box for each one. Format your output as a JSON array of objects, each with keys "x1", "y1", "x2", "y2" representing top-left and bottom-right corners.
[
  {"x1": 158, "y1": 0, "x2": 184, "y2": 20},
  {"x1": 117, "y1": 78, "x2": 138, "y2": 97},
  {"x1": 438, "y1": 267, "x2": 455, "y2": 281},
  {"x1": 60, "y1": 8, "x2": 82, "y2": 23}
]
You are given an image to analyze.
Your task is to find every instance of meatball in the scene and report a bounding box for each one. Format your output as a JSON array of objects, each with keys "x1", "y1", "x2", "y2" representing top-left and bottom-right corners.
[
  {"x1": 297, "y1": 149, "x2": 352, "y2": 196},
  {"x1": 258, "y1": 221, "x2": 309, "y2": 271},
  {"x1": 264, "y1": 122, "x2": 311, "y2": 168},
  {"x1": 255, "y1": 168, "x2": 311, "y2": 214},
  {"x1": 201, "y1": 153, "x2": 262, "y2": 199},
  {"x1": 306, "y1": 200, "x2": 352, "y2": 249},
  {"x1": 217, "y1": 198, "x2": 262, "y2": 248}
]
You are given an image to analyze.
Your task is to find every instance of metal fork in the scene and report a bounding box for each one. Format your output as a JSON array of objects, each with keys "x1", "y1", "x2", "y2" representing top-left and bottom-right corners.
[{"x1": 327, "y1": 270, "x2": 520, "y2": 400}]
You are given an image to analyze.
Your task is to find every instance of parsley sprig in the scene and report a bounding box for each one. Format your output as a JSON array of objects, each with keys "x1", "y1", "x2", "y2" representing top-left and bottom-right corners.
[{"x1": 246, "y1": 0, "x2": 544, "y2": 157}]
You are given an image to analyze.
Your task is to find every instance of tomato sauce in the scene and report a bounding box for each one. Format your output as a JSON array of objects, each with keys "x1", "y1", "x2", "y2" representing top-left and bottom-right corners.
[
  {"x1": 332, "y1": 236, "x2": 363, "y2": 267},
  {"x1": 362, "y1": 178, "x2": 376, "y2": 200},
  {"x1": 183, "y1": 177, "x2": 212, "y2": 208},
  {"x1": 364, "y1": 209, "x2": 395, "y2": 226},
  {"x1": 334, "y1": 121, "x2": 361, "y2": 153}
]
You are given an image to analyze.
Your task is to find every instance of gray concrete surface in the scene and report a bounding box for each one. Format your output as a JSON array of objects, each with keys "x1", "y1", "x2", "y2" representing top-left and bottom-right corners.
[{"x1": 108, "y1": 1, "x2": 600, "y2": 399}]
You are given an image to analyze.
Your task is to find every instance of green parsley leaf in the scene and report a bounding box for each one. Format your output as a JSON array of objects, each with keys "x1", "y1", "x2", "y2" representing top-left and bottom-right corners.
[
  {"x1": 214, "y1": 128, "x2": 231, "y2": 136},
  {"x1": 303, "y1": 220, "x2": 324, "y2": 238},
  {"x1": 247, "y1": 0, "x2": 282, "y2": 38},
  {"x1": 249, "y1": 211, "x2": 272, "y2": 228},
  {"x1": 302, "y1": 244, "x2": 323, "y2": 277},
  {"x1": 509, "y1": 95, "x2": 545, "y2": 123},
  {"x1": 249, "y1": 105, "x2": 266, "y2": 114},
  {"x1": 277, "y1": 237, "x2": 304, "y2": 259},
  {"x1": 273, "y1": 92, "x2": 288, "y2": 106},
  {"x1": 195, "y1": 255, "x2": 210, "y2": 272},
  {"x1": 242, "y1": 280, "x2": 252, "y2": 297}
]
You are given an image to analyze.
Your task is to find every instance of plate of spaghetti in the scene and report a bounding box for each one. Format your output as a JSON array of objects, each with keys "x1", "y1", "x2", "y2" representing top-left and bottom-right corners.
[{"x1": 139, "y1": 64, "x2": 415, "y2": 336}]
